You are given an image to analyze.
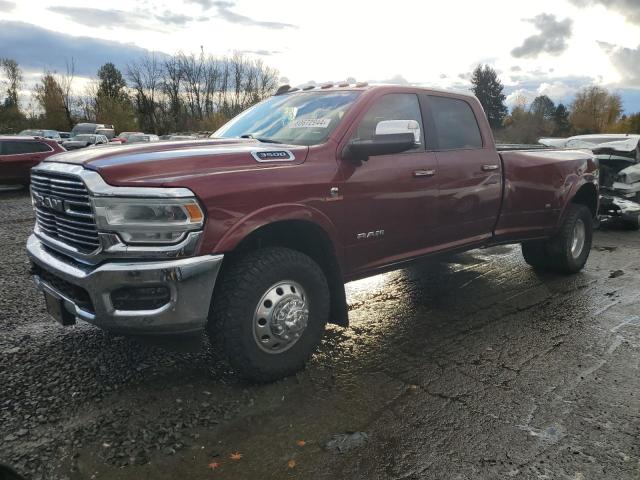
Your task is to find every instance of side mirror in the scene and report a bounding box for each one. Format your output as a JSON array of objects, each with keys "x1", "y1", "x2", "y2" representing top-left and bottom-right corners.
[{"x1": 343, "y1": 119, "x2": 420, "y2": 161}]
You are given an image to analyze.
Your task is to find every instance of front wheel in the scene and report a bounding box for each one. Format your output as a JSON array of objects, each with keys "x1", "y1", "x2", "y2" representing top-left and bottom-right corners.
[
  {"x1": 208, "y1": 247, "x2": 330, "y2": 383},
  {"x1": 521, "y1": 204, "x2": 593, "y2": 274}
]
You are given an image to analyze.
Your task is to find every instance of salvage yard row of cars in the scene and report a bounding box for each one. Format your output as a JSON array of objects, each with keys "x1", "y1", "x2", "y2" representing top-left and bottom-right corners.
[
  {"x1": 0, "y1": 124, "x2": 205, "y2": 186},
  {"x1": 540, "y1": 134, "x2": 640, "y2": 229}
]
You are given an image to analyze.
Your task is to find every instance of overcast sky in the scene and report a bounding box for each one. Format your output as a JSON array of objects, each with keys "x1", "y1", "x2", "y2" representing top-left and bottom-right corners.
[{"x1": 1, "y1": 0, "x2": 640, "y2": 112}]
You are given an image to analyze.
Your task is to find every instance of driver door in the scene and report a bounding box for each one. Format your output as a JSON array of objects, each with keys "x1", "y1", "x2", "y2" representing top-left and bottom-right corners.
[{"x1": 339, "y1": 93, "x2": 439, "y2": 274}]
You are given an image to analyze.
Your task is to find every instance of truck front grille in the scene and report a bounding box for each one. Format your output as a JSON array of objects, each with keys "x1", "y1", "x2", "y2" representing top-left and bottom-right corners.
[{"x1": 30, "y1": 171, "x2": 100, "y2": 253}]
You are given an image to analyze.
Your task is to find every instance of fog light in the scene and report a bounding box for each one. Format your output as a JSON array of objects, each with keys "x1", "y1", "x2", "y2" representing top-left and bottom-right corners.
[{"x1": 111, "y1": 286, "x2": 171, "y2": 311}]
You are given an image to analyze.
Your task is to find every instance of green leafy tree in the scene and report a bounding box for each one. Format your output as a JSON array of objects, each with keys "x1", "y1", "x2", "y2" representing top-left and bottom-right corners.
[
  {"x1": 608, "y1": 112, "x2": 640, "y2": 134},
  {"x1": 33, "y1": 73, "x2": 70, "y2": 131},
  {"x1": 470, "y1": 64, "x2": 508, "y2": 129},
  {"x1": 570, "y1": 86, "x2": 622, "y2": 134}
]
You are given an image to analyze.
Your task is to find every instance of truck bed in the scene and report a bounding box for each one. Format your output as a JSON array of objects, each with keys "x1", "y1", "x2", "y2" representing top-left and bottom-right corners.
[{"x1": 494, "y1": 147, "x2": 597, "y2": 240}]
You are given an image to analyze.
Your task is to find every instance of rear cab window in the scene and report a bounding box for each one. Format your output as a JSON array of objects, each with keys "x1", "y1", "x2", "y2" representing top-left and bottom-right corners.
[{"x1": 427, "y1": 96, "x2": 483, "y2": 150}]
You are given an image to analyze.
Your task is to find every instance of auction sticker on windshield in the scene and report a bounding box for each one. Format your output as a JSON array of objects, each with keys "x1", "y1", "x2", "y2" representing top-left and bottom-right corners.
[{"x1": 291, "y1": 118, "x2": 331, "y2": 128}]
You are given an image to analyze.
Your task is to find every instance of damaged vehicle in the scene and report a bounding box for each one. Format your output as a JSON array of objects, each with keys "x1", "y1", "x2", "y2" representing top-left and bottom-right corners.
[{"x1": 541, "y1": 134, "x2": 640, "y2": 229}]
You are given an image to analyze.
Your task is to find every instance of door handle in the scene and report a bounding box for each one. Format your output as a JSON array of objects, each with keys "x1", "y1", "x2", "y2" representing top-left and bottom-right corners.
[
  {"x1": 481, "y1": 164, "x2": 499, "y2": 172},
  {"x1": 413, "y1": 169, "x2": 436, "y2": 177}
]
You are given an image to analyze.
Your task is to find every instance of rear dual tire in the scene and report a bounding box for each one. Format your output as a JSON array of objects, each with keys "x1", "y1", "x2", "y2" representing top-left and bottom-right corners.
[{"x1": 521, "y1": 204, "x2": 593, "y2": 274}]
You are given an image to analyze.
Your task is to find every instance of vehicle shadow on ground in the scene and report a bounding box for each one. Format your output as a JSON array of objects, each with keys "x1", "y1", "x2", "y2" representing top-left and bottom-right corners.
[{"x1": 42, "y1": 246, "x2": 583, "y2": 392}]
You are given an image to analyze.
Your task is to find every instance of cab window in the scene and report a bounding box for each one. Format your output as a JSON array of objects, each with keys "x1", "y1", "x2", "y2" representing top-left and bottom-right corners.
[
  {"x1": 351, "y1": 93, "x2": 424, "y2": 151},
  {"x1": 428, "y1": 96, "x2": 483, "y2": 150}
]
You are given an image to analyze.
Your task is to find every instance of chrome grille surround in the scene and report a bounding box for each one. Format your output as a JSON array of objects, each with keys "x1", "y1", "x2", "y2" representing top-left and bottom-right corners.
[
  {"x1": 31, "y1": 170, "x2": 100, "y2": 253},
  {"x1": 30, "y1": 162, "x2": 202, "y2": 265}
]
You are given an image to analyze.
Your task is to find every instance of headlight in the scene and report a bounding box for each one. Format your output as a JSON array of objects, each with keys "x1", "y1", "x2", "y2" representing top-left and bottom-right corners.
[{"x1": 93, "y1": 197, "x2": 204, "y2": 244}]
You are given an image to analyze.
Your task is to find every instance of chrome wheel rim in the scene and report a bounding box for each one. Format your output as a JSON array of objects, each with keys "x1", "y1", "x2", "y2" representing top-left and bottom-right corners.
[
  {"x1": 571, "y1": 218, "x2": 586, "y2": 259},
  {"x1": 253, "y1": 281, "x2": 309, "y2": 354}
]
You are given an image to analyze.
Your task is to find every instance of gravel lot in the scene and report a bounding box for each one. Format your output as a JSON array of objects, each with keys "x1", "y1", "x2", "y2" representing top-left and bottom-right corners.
[{"x1": 1, "y1": 189, "x2": 639, "y2": 480}]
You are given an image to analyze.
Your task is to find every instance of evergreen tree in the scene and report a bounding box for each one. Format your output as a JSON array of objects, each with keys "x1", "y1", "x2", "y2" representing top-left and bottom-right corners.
[
  {"x1": 1, "y1": 58, "x2": 22, "y2": 107},
  {"x1": 97, "y1": 63, "x2": 127, "y2": 100},
  {"x1": 552, "y1": 104, "x2": 571, "y2": 136},
  {"x1": 530, "y1": 95, "x2": 556, "y2": 120},
  {"x1": 95, "y1": 63, "x2": 136, "y2": 132},
  {"x1": 0, "y1": 58, "x2": 26, "y2": 132},
  {"x1": 470, "y1": 64, "x2": 508, "y2": 129}
]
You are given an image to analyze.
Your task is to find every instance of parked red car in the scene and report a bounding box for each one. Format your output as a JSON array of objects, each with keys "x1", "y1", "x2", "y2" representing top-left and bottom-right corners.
[
  {"x1": 0, "y1": 136, "x2": 65, "y2": 185},
  {"x1": 113, "y1": 132, "x2": 142, "y2": 144}
]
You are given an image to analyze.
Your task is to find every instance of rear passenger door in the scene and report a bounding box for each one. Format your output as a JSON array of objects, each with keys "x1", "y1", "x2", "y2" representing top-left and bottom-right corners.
[{"x1": 423, "y1": 95, "x2": 502, "y2": 247}]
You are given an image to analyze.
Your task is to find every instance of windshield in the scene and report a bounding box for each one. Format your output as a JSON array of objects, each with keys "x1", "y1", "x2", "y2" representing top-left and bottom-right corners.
[
  {"x1": 19, "y1": 129, "x2": 43, "y2": 136},
  {"x1": 128, "y1": 135, "x2": 149, "y2": 143},
  {"x1": 212, "y1": 91, "x2": 361, "y2": 146},
  {"x1": 72, "y1": 124, "x2": 96, "y2": 135}
]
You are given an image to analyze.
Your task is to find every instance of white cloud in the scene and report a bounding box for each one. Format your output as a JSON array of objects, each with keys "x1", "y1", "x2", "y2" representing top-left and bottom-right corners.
[
  {"x1": 511, "y1": 14, "x2": 573, "y2": 58},
  {"x1": 538, "y1": 81, "x2": 580, "y2": 99},
  {"x1": 599, "y1": 41, "x2": 640, "y2": 86}
]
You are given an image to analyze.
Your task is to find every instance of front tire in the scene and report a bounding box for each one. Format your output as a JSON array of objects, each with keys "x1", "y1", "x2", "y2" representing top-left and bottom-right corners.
[
  {"x1": 208, "y1": 247, "x2": 330, "y2": 383},
  {"x1": 521, "y1": 204, "x2": 593, "y2": 274}
]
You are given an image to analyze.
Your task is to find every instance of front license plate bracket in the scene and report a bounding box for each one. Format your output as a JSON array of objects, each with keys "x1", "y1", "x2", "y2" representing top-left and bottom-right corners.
[{"x1": 44, "y1": 291, "x2": 76, "y2": 326}]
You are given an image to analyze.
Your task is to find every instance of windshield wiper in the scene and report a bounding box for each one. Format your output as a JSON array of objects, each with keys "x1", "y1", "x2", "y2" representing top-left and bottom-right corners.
[{"x1": 239, "y1": 134, "x2": 280, "y2": 144}]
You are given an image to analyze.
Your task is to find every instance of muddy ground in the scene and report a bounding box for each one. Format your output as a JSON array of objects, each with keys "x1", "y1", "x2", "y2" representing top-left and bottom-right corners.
[{"x1": 0, "y1": 189, "x2": 638, "y2": 480}]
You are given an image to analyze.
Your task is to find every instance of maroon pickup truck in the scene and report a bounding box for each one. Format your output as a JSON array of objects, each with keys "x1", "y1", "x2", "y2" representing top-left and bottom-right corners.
[{"x1": 26, "y1": 85, "x2": 598, "y2": 382}]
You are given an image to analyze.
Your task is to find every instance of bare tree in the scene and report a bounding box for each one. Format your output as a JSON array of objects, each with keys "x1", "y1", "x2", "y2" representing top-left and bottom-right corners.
[
  {"x1": 127, "y1": 54, "x2": 162, "y2": 133},
  {"x1": 180, "y1": 51, "x2": 206, "y2": 122},
  {"x1": 77, "y1": 80, "x2": 99, "y2": 122},
  {"x1": 162, "y1": 55, "x2": 184, "y2": 131},
  {"x1": 57, "y1": 58, "x2": 76, "y2": 129},
  {"x1": 203, "y1": 56, "x2": 221, "y2": 117},
  {"x1": 123, "y1": 51, "x2": 278, "y2": 133}
]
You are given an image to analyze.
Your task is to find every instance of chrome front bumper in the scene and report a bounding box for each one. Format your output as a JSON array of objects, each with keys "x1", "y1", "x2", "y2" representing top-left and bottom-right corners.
[{"x1": 27, "y1": 234, "x2": 223, "y2": 335}]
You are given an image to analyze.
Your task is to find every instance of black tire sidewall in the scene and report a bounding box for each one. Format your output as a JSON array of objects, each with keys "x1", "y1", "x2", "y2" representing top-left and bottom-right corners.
[
  {"x1": 237, "y1": 258, "x2": 328, "y2": 368},
  {"x1": 560, "y1": 205, "x2": 593, "y2": 272},
  {"x1": 211, "y1": 248, "x2": 330, "y2": 380}
]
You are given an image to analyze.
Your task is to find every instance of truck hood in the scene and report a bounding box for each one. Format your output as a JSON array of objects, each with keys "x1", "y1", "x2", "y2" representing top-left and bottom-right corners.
[{"x1": 44, "y1": 138, "x2": 309, "y2": 186}]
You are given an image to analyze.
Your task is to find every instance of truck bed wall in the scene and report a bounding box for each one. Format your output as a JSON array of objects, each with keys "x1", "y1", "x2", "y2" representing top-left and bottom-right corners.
[{"x1": 494, "y1": 149, "x2": 597, "y2": 242}]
